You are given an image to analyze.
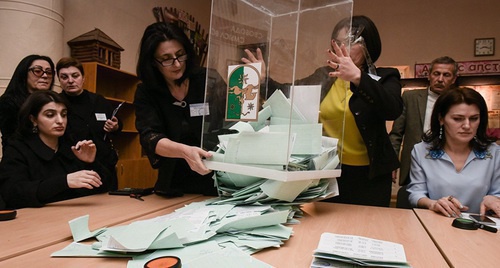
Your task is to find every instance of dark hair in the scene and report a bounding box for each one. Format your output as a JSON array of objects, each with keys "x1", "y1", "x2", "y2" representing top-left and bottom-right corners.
[
  {"x1": 430, "y1": 56, "x2": 458, "y2": 77},
  {"x1": 1, "y1": 55, "x2": 55, "y2": 108},
  {"x1": 136, "y1": 22, "x2": 198, "y2": 88},
  {"x1": 16, "y1": 90, "x2": 68, "y2": 138},
  {"x1": 56, "y1": 57, "x2": 85, "y2": 77},
  {"x1": 423, "y1": 87, "x2": 495, "y2": 152},
  {"x1": 331, "y1": 15, "x2": 382, "y2": 66}
]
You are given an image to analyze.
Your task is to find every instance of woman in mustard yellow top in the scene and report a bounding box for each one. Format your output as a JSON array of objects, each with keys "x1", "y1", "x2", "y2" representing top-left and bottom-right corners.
[{"x1": 243, "y1": 16, "x2": 403, "y2": 207}]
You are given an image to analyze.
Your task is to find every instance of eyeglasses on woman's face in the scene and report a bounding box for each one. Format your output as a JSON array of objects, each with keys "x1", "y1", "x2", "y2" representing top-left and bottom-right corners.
[
  {"x1": 154, "y1": 54, "x2": 188, "y2": 67},
  {"x1": 29, "y1": 66, "x2": 54, "y2": 78}
]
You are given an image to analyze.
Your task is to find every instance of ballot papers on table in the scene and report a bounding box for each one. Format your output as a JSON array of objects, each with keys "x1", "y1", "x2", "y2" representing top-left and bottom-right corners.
[
  {"x1": 311, "y1": 233, "x2": 411, "y2": 268},
  {"x1": 52, "y1": 200, "x2": 294, "y2": 268}
]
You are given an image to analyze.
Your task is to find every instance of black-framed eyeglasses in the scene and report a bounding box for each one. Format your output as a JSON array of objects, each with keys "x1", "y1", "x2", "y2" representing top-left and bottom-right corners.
[
  {"x1": 29, "y1": 67, "x2": 54, "y2": 78},
  {"x1": 155, "y1": 54, "x2": 188, "y2": 67}
]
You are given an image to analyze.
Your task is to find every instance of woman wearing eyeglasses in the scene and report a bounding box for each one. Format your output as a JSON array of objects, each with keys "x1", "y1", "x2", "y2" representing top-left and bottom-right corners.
[
  {"x1": 135, "y1": 22, "x2": 226, "y2": 196},
  {"x1": 0, "y1": 55, "x2": 55, "y2": 154}
]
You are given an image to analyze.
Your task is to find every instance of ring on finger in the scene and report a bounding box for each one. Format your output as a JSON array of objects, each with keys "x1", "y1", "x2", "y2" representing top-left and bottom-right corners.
[
  {"x1": 448, "y1": 195, "x2": 454, "y2": 201},
  {"x1": 335, "y1": 63, "x2": 340, "y2": 71}
]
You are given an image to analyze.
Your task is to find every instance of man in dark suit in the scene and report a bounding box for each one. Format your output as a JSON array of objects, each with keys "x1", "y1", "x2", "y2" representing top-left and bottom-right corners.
[{"x1": 389, "y1": 56, "x2": 458, "y2": 208}]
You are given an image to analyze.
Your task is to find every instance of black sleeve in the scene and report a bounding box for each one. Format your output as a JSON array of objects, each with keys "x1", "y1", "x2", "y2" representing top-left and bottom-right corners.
[
  {"x1": 133, "y1": 84, "x2": 167, "y2": 168},
  {"x1": 350, "y1": 68, "x2": 403, "y2": 120},
  {"x1": 0, "y1": 146, "x2": 68, "y2": 208}
]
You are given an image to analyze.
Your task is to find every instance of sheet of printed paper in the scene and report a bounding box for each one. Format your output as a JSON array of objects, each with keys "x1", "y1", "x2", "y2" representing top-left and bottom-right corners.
[{"x1": 316, "y1": 233, "x2": 407, "y2": 263}]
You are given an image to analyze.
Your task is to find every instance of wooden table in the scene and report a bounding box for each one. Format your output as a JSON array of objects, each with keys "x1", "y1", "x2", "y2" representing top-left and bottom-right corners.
[
  {"x1": 2, "y1": 201, "x2": 448, "y2": 267},
  {"x1": 0, "y1": 197, "x2": 210, "y2": 267},
  {"x1": 414, "y1": 208, "x2": 500, "y2": 268},
  {"x1": 254, "y1": 202, "x2": 449, "y2": 267},
  {"x1": 0, "y1": 193, "x2": 202, "y2": 262}
]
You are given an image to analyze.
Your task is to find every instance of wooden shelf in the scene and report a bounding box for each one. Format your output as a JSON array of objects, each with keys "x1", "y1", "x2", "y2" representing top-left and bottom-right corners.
[{"x1": 82, "y1": 62, "x2": 157, "y2": 188}]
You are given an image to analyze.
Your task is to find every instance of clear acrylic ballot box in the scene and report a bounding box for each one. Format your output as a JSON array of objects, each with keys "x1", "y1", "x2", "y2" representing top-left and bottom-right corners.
[{"x1": 202, "y1": 0, "x2": 352, "y2": 183}]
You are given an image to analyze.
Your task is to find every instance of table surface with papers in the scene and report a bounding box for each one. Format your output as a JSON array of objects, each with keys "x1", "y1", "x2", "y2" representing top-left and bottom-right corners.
[
  {"x1": 414, "y1": 208, "x2": 500, "y2": 268},
  {"x1": 253, "y1": 202, "x2": 449, "y2": 267},
  {"x1": 1, "y1": 194, "x2": 452, "y2": 267},
  {"x1": 0, "y1": 193, "x2": 203, "y2": 262}
]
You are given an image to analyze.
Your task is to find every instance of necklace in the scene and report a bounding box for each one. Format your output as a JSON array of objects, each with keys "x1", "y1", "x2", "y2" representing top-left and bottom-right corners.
[
  {"x1": 170, "y1": 79, "x2": 189, "y2": 108},
  {"x1": 173, "y1": 101, "x2": 187, "y2": 108}
]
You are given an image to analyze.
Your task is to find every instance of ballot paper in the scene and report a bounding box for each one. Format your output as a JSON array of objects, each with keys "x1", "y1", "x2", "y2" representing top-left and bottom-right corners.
[
  {"x1": 311, "y1": 233, "x2": 411, "y2": 268},
  {"x1": 204, "y1": 88, "x2": 342, "y2": 183},
  {"x1": 53, "y1": 201, "x2": 294, "y2": 268},
  {"x1": 68, "y1": 215, "x2": 107, "y2": 242}
]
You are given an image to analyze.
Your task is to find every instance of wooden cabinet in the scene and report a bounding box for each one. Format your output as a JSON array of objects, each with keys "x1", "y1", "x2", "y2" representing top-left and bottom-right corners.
[{"x1": 82, "y1": 62, "x2": 157, "y2": 188}]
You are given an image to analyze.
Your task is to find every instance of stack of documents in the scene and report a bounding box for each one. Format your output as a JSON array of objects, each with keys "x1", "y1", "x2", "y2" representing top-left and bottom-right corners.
[
  {"x1": 207, "y1": 89, "x2": 340, "y2": 203},
  {"x1": 212, "y1": 177, "x2": 338, "y2": 206},
  {"x1": 52, "y1": 200, "x2": 294, "y2": 268},
  {"x1": 311, "y1": 233, "x2": 411, "y2": 268}
]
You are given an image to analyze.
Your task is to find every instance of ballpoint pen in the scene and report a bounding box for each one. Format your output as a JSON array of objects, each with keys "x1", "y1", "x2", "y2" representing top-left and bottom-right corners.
[{"x1": 104, "y1": 101, "x2": 125, "y2": 141}]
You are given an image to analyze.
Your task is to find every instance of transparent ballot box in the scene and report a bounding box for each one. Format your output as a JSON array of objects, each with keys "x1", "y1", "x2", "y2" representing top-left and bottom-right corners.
[{"x1": 202, "y1": 0, "x2": 352, "y2": 188}]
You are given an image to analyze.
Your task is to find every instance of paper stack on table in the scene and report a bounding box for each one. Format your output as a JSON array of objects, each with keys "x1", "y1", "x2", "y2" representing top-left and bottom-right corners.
[
  {"x1": 52, "y1": 200, "x2": 295, "y2": 268},
  {"x1": 311, "y1": 233, "x2": 411, "y2": 268}
]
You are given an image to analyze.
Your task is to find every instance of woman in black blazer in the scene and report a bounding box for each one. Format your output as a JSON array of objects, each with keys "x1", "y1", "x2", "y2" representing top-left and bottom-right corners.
[
  {"x1": 0, "y1": 91, "x2": 110, "y2": 209},
  {"x1": 243, "y1": 16, "x2": 403, "y2": 207}
]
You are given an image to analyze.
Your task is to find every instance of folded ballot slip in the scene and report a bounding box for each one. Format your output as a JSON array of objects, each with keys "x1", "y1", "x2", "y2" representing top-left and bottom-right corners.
[{"x1": 311, "y1": 233, "x2": 411, "y2": 268}]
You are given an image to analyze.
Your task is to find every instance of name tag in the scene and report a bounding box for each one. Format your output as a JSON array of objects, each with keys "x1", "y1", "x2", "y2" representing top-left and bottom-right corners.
[
  {"x1": 95, "y1": 113, "x2": 107, "y2": 121},
  {"x1": 190, "y1": 103, "x2": 209, "y2": 117}
]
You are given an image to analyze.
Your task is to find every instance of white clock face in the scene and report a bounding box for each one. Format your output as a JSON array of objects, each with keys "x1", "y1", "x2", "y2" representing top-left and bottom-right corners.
[{"x1": 475, "y1": 39, "x2": 494, "y2": 56}]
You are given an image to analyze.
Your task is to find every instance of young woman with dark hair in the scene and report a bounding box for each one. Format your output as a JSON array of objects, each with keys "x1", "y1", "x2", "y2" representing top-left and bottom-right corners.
[
  {"x1": 0, "y1": 91, "x2": 110, "y2": 209},
  {"x1": 408, "y1": 87, "x2": 500, "y2": 216}
]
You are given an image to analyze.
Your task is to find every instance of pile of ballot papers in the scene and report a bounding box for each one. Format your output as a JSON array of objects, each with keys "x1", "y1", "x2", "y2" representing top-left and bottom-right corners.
[
  {"x1": 205, "y1": 89, "x2": 341, "y2": 204},
  {"x1": 311, "y1": 233, "x2": 411, "y2": 268},
  {"x1": 52, "y1": 200, "x2": 298, "y2": 267}
]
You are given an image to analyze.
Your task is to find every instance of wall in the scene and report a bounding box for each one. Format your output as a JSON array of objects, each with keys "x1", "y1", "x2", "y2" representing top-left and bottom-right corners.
[
  {"x1": 31, "y1": 0, "x2": 500, "y2": 77},
  {"x1": 62, "y1": 0, "x2": 212, "y2": 74},
  {"x1": 0, "y1": 0, "x2": 64, "y2": 93},
  {"x1": 354, "y1": 0, "x2": 500, "y2": 76},
  {"x1": 2, "y1": 0, "x2": 499, "y2": 86}
]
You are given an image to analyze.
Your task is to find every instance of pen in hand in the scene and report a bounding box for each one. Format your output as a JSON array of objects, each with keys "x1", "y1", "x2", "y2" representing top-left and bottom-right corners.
[{"x1": 104, "y1": 101, "x2": 125, "y2": 141}]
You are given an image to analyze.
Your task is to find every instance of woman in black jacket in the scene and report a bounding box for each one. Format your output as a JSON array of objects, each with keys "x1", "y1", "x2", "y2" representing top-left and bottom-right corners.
[
  {"x1": 134, "y1": 22, "x2": 226, "y2": 196},
  {"x1": 0, "y1": 91, "x2": 110, "y2": 209},
  {"x1": 243, "y1": 16, "x2": 403, "y2": 207},
  {"x1": 56, "y1": 57, "x2": 121, "y2": 190},
  {"x1": 0, "y1": 55, "x2": 55, "y2": 153}
]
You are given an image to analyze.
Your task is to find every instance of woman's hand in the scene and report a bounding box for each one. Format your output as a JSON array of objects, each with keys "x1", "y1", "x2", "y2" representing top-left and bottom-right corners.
[
  {"x1": 428, "y1": 196, "x2": 468, "y2": 217},
  {"x1": 104, "y1": 116, "x2": 119, "y2": 132},
  {"x1": 67, "y1": 170, "x2": 102, "y2": 189},
  {"x1": 326, "y1": 41, "x2": 362, "y2": 86},
  {"x1": 241, "y1": 48, "x2": 267, "y2": 82},
  {"x1": 182, "y1": 145, "x2": 213, "y2": 175},
  {"x1": 71, "y1": 140, "x2": 97, "y2": 163},
  {"x1": 480, "y1": 195, "x2": 500, "y2": 217}
]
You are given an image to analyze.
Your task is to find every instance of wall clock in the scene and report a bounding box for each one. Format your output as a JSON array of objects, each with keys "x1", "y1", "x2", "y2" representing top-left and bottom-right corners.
[{"x1": 475, "y1": 38, "x2": 495, "y2": 56}]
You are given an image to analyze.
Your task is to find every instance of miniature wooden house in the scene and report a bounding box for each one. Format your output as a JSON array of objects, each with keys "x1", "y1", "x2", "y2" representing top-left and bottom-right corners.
[{"x1": 67, "y1": 28, "x2": 123, "y2": 69}]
